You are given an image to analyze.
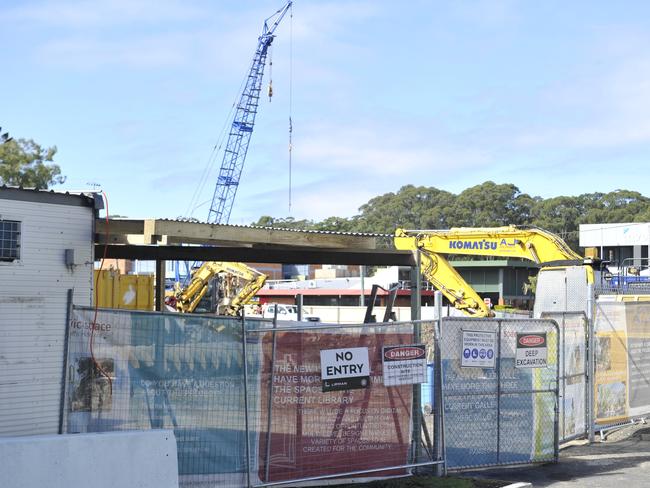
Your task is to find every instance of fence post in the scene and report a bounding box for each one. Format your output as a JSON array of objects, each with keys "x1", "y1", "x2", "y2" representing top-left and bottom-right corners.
[
  {"x1": 264, "y1": 317, "x2": 279, "y2": 482},
  {"x1": 241, "y1": 312, "x2": 252, "y2": 488},
  {"x1": 433, "y1": 291, "x2": 444, "y2": 476},
  {"x1": 586, "y1": 284, "x2": 595, "y2": 443},
  {"x1": 59, "y1": 288, "x2": 74, "y2": 434},
  {"x1": 410, "y1": 251, "x2": 422, "y2": 470},
  {"x1": 411, "y1": 250, "x2": 422, "y2": 321},
  {"x1": 496, "y1": 321, "x2": 502, "y2": 464}
]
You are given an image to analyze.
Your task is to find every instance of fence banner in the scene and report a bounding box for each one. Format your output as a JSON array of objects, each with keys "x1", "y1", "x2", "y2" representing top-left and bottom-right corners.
[
  {"x1": 594, "y1": 300, "x2": 650, "y2": 426},
  {"x1": 64, "y1": 307, "x2": 260, "y2": 488},
  {"x1": 251, "y1": 324, "x2": 422, "y2": 483}
]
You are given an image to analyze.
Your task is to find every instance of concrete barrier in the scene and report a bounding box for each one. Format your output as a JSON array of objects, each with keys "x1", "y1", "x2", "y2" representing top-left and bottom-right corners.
[{"x1": 0, "y1": 430, "x2": 178, "y2": 488}]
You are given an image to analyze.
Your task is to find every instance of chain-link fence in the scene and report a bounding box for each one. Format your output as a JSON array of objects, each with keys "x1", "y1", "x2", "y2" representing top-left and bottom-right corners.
[
  {"x1": 63, "y1": 307, "x2": 256, "y2": 488},
  {"x1": 438, "y1": 317, "x2": 559, "y2": 470},
  {"x1": 243, "y1": 319, "x2": 443, "y2": 486},
  {"x1": 541, "y1": 312, "x2": 589, "y2": 442},
  {"x1": 62, "y1": 308, "x2": 443, "y2": 487}
]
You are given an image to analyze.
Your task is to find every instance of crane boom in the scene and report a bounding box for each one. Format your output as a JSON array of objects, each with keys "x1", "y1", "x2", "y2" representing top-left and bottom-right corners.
[{"x1": 208, "y1": 1, "x2": 293, "y2": 224}]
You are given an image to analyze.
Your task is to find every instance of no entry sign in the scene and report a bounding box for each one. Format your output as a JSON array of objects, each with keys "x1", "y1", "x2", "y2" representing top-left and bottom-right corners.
[{"x1": 320, "y1": 347, "x2": 370, "y2": 392}]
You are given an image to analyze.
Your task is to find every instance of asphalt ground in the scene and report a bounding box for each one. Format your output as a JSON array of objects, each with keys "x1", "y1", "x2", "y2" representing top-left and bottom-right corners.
[{"x1": 462, "y1": 425, "x2": 650, "y2": 487}]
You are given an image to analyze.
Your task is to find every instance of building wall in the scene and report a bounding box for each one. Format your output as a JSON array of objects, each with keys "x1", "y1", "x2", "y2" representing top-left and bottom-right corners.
[
  {"x1": 250, "y1": 262, "x2": 283, "y2": 280},
  {"x1": 0, "y1": 196, "x2": 94, "y2": 436}
]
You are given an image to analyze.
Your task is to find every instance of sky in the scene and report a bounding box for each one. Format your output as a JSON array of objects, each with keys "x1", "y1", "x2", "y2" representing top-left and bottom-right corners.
[{"x1": 3, "y1": 0, "x2": 650, "y2": 225}]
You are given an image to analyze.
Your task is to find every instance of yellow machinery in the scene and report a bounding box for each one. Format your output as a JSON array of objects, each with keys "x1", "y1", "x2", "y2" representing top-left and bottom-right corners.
[
  {"x1": 167, "y1": 261, "x2": 267, "y2": 316},
  {"x1": 94, "y1": 269, "x2": 154, "y2": 311},
  {"x1": 395, "y1": 226, "x2": 597, "y2": 317}
]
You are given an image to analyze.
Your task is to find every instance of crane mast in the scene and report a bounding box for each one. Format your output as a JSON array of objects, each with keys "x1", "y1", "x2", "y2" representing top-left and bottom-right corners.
[{"x1": 208, "y1": 1, "x2": 292, "y2": 224}]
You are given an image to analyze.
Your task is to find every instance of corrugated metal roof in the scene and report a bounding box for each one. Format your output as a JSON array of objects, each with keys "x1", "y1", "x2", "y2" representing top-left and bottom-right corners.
[
  {"x1": 0, "y1": 185, "x2": 98, "y2": 207},
  {"x1": 158, "y1": 218, "x2": 392, "y2": 238},
  {"x1": 257, "y1": 288, "x2": 435, "y2": 296}
]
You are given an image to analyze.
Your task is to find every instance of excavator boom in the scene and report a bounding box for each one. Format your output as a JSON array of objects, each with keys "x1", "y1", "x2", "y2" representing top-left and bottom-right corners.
[
  {"x1": 171, "y1": 261, "x2": 267, "y2": 315},
  {"x1": 395, "y1": 225, "x2": 595, "y2": 317}
]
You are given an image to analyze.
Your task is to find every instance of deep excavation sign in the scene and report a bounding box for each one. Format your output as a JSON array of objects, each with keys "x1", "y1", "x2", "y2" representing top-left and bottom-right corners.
[{"x1": 515, "y1": 333, "x2": 548, "y2": 368}]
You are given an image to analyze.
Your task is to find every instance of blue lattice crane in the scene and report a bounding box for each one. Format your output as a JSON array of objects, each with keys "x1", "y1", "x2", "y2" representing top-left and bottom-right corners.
[{"x1": 208, "y1": 1, "x2": 293, "y2": 224}]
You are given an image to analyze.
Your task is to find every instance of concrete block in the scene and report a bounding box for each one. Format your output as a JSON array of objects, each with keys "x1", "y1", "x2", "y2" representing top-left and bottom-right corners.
[{"x1": 0, "y1": 430, "x2": 178, "y2": 488}]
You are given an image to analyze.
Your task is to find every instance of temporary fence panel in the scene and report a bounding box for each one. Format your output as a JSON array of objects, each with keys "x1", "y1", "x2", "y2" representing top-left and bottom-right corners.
[
  {"x1": 439, "y1": 317, "x2": 559, "y2": 470},
  {"x1": 62, "y1": 309, "x2": 443, "y2": 488},
  {"x1": 541, "y1": 312, "x2": 589, "y2": 442},
  {"x1": 244, "y1": 320, "x2": 442, "y2": 486},
  {"x1": 593, "y1": 299, "x2": 650, "y2": 430},
  {"x1": 63, "y1": 307, "x2": 258, "y2": 488}
]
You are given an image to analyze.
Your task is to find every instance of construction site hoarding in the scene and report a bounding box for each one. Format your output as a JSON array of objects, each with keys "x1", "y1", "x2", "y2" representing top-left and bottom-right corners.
[
  {"x1": 62, "y1": 308, "x2": 438, "y2": 487},
  {"x1": 594, "y1": 300, "x2": 650, "y2": 426},
  {"x1": 64, "y1": 308, "x2": 256, "y2": 487},
  {"x1": 250, "y1": 324, "x2": 420, "y2": 483}
]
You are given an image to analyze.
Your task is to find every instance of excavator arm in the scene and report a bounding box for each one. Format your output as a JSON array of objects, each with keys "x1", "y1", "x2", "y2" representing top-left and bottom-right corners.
[
  {"x1": 395, "y1": 225, "x2": 595, "y2": 317},
  {"x1": 418, "y1": 248, "x2": 492, "y2": 316},
  {"x1": 171, "y1": 261, "x2": 267, "y2": 316}
]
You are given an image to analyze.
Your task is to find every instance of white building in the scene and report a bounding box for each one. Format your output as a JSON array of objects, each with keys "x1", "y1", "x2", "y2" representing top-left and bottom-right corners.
[
  {"x1": 580, "y1": 223, "x2": 650, "y2": 271},
  {"x1": 0, "y1": 186, "x2": 100, "y2": 436}
]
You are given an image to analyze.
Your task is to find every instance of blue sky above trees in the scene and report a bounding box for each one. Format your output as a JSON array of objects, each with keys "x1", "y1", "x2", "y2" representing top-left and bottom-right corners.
[{"x1": 2, "y1": 0, "x2": 650, "y2": 223}]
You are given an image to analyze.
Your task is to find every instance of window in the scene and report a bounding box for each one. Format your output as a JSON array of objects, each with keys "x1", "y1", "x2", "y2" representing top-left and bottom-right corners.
[{"x1": 0, "y1": 220, "x2": 20, "y2": 262}]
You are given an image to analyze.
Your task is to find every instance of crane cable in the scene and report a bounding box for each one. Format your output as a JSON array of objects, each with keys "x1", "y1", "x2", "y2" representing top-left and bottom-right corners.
[
  {"x1": 184, "y1": 64, "x2": 251, "y2": 219},
  {"x1": 288, "y1": 2, "x2": 293, "y2": 213},
  {"x1": 268, "y1": 43, "x2": 274, "y2": 101}
]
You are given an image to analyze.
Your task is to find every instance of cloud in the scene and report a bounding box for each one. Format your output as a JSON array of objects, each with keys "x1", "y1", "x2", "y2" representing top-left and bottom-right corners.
[
  {"x1": 2, "y1": 0, "x2": 204, "y2": 27},
  {"x1": 37, "y1": 34, "x2": 195, "y2": 69},
  {"x1": 295, "y1": 119, "x2": 491, "y2": 176},
  {"x1": 514, "y1": 32, "x2": 650, "y2": 149}
]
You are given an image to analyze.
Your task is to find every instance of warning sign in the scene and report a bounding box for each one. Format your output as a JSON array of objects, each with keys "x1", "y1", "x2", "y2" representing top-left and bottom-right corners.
[
  {"x1": 320, "y1": 347, "x2": 370, "y2": 392},
  {"x1": 382, "y1": 344, "x2": 427, "y2": 386},
  {"x1": 515, "y1": 333, "x2": 548, "y2": 368},
  {"x1": 461, "y1": 330, "x2": 496, "y2": 368}
]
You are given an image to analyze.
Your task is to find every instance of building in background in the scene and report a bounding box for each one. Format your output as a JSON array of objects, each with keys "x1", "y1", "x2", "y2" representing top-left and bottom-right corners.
[{"x1": 580, "y1": 223, "x2": 650, "y2": 270}]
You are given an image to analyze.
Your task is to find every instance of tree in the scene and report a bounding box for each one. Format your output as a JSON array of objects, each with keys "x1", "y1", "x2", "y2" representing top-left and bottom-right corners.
[
  {"x1": 0, "y1": 138, "x2": 65, "y2": 189},
  {"x1": 356, "y1": 185, "x2": 456, "y2": 233},
  {"x1": 450, "y1": 182, "x2": 534, "y2": 227}
]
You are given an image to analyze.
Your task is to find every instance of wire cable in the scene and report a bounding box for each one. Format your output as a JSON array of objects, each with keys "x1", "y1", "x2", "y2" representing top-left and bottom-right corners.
[{"x1": 90, "y1": 191, "x2": 113, "y2": 394}]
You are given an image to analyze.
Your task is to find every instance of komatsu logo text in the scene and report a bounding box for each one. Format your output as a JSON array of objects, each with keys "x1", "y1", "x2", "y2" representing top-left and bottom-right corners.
[
  {"x1": 448, "y1": 238, "x2": 518, "y2": 250},
  {"x1": 449, "y1": 240, "x2": 498, "y2": 250}
]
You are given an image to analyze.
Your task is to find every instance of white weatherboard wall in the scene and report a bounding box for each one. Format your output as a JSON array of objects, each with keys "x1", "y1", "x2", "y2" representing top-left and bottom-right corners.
[
  {"x1": 0, "y1": 430, "x2": 178, "y2": 488},
  {"x1": 0, "y1": 194, "x2": 94, "y2": 436}
]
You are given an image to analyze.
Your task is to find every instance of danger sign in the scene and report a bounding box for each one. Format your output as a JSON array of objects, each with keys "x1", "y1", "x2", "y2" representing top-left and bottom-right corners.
[
  {"x1": 382, "y1": 344, "x2": 427, "y2": 386},
  {"x1": 320, "y1": 347, "x2": 370, "y2": 392},
  {"x1": 515, "y1": 333, "x2": 547, "y2": 368}
]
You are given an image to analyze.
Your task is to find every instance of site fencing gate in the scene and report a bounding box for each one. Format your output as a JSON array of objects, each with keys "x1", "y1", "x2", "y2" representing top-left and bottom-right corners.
[
  {"x1": 438, "y1": 317, "x2": 560, "y2": 470},
  {"x1": 243, "y1": 319, "x2": 444, "y2": 487}
]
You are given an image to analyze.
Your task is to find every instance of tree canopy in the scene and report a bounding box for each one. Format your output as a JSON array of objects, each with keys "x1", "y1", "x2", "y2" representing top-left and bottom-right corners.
[
  {"x1": 0, "y1": 138, "x2": 65, "y2": 189},
  {"x1": 251, "y1": 181, "x2": 650, "y2": 252}
]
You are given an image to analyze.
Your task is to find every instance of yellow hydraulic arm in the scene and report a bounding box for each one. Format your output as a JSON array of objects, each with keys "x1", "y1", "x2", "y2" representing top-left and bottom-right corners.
[
  {"x1": 173, "y1": 261, "x2": 267, "y2": 316},
  {"x1": 395, "y1": 225, "x2": 593, "y2": 317}
]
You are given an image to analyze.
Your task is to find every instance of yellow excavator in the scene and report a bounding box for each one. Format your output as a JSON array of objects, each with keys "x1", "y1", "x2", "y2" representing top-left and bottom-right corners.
[
  {"x1": 395, "y1": 226, "x2": 599, "y2": 317},
  {"x1": 166, "y1": 261, "x2": 267, "y2": 316}
]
